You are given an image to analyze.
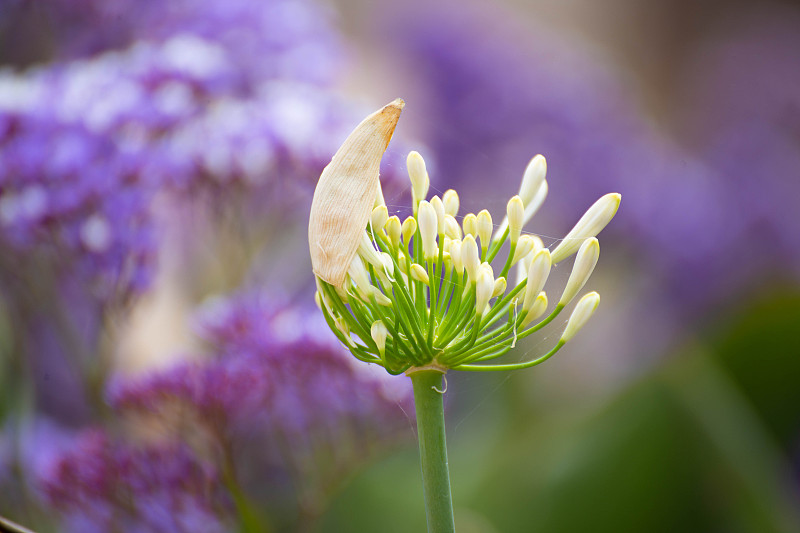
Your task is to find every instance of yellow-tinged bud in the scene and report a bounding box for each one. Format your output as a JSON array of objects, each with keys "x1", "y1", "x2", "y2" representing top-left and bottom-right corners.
[
  {"x1": 463, "y1": 213, "x2": 478, "y2": 238},
  {"x1": 334, "y1": 285, "x2": 349, "y2": 303},
  {"x1": 523, "y1": 249, "x2": 551, "y2": 310},
  {"x1": 348, "y1": 255, "x2": 373, "y2": 298},
  {"x1": 371, "y1": 287, "x2": 393, "y2": 306},
  {"x1": 371, "y1": 320, "x2": 389, "y2": 358},
  {"x1": 385, "y1": 216, "x2": 401, "y2": 248},
  {"x1": 461, "y1": 235, "x2": 480, "y2": 282},
  {"x1": 551, "y1": 193, "x2": 620, "y2": 263},
  {"x1": 370, "y1": 205, "x2": 388, "y2": 233},
  {"x1": 418, "y1": 200, "x2": 439, "y2": 261},
  {"x1": 477, "y1": 209, "x2": 492, "y2": 251},
  {"x1": 430, "y1": 195, "x2": 446, "y2": 235},
  {"x1": 401, "y1": 216, "x2": 417, "y2": 245},
  {"x1": 507, "y1": 196, "x2": 524, "y2": 244},
  {"x1": 521, "y1": 292, "x2": 548, "y2": 327},
  {"x1": 444, "y1": 214, "x2": 462, "y2": 240},
  {"x1": 559, "y1": 237, "x2": 599, "y2": 305},
  {"x1": 380, "y1": 252, "x2": 395, "y2": 276},
  {"x1": 475, "y1": 267, "x2": 494, "y2": 316},
  {"x1": 334, "y1": 315, "x2": 353, "y2": 346},
  {"x1": 407, "y1": 151, "x2": 430, "y2": 208},
  {"x1": 410, "y1": 263, "x2": 430, "y2": 285},
  {"x1": 511, "y1": 234, "x2": 535, "y2": 265},
  {"x1": 492, "y1": 276, "x2": 507, "y2": 298},
  {"x1": 443, "y1": 189, "x2": 460, "y2": 216},
  {"x1": 561, "y1": 292, "x2": 600, "y2": 342},
  {"x1": 449, "y1": 239, "x2": 464, "y2": 275},
  {"x1": 314, "y1": 291, "x2": 323, "y2": 310}
]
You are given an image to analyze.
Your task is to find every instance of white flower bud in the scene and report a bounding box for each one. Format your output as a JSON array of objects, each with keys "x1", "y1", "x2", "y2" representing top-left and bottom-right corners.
[
  {"x1": 463, "y1": 213, "x2": 478, "y2": 238},
  {"x1": 418, "y1": 200, "x2": 439, "y2": 261},
  {"x1": 334, "y1": 285, "x2": 350, "y2": 303},
  {"x1": 521, "y1": 292, "x2": 548, "y2": 328},
  {"x1": 515, "y1": 249, "x2": 533, "y2": 286},
  {"x1": 461, "y1": 235, "x2": 480, "y2": 282},
  {"x1": 430, "y1": 195, "x2": 446, "y2": 235},
  {"x1": 561, "y1": 292, "x2": 600, "y2": 342},
  {"x1": 358, "y1": 231, "x2": 384, "y2": 270},
  {"x1": 550, "y1": 193, "x2": 620, "y2": 263},
  {"x1": 477, "y1": 209, "x2": 492, "y2": 251},
  {"x1": 492, "y1": 276, "x2": 507, "y2": 298},
  {"x1": 407, "y1": 151, "x2": 430, "y2": 207},
  {"x1": 444, "y1": 214, "x2": 462, "y2": 240},
  {"x1": 506, "y1": 196, "x2": 524, "y2": 244},
  {"x1": 475, "y1": 267, "x2": 494, "y2": 316},
  {"x1": 348, "y1": 255, "x2": 373, "y2": 298},
  {"x1": 370, "y1": 205, "x2": 388, "y2": 233},
  {"x1": 519, "y1": 155, "x2": 547, "y2": 206},
  {"x1": 449, "y1": 238, "x2": 464, "y2": 275},
  {"x1": 493, "y1": 155, "x2": 548, "y2": 241},
  {"x1": 521, "y1": 180, "x2": 548, "y2": 227},
  {"x1": 443, "y1": 189, "x2": 459, "y2": 216},
  {"x1": 511, "y1": 234, "x2": 535, "y2": 265},
  {"x1": 410, "y1": 263, "x2": 430, "y2": 285},
  {"x1": 371, "y1": 320, "x2": 389, "y2": 358},
  {"x1": 380, "y1": 252, "x2": 395, "y2": 276},
  {"x1": 371, "y1": 287, "x2": 393, "y2": 306},
  {"x1": 559, "y1": 238, "x2": 599, "y2": 305},
  {"x1": 334, "y1": 315, "x2": 353, "y2": 346},
  {"x1": 402, "y1": 216, "x2": 417, "y2": 245},
  {"x1": 523, "y1": 249, "x2": 551, "y2": 310},
  {"x1": 385, "y1": 215, "x2": 401, "y2": 248}
]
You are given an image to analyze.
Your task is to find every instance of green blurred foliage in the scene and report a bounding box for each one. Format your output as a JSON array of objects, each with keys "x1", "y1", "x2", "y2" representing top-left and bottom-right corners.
[{"x1": 320, "y1": 289, "x2": 800, "y2": 532}]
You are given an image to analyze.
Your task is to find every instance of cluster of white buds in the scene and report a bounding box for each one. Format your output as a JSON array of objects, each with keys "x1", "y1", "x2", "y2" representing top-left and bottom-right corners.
[{"x1": 309, "y1": 100, "x2": 620, "y2": 375}]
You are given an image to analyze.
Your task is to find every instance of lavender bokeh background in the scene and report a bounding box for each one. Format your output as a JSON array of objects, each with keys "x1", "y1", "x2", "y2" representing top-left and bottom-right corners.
[{"x1": 1, "y1": 0, "x2": 799, "y2": 530}]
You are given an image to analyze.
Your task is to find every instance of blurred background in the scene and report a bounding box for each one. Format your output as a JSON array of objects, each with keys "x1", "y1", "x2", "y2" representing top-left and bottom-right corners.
[{"x1": 1, "y1": 0, "x2": 799, "y2": 531}]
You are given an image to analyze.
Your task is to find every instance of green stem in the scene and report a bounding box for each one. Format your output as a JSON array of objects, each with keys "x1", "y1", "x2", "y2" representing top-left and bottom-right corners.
[{"x1": 409, "y1": 369, "x2": 455, "y2": 533}]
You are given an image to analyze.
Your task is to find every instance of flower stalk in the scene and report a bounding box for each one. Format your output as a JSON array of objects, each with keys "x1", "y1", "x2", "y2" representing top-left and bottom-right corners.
[{"x1": 409, "y1": 368, "x2": 455, "y2": 533}]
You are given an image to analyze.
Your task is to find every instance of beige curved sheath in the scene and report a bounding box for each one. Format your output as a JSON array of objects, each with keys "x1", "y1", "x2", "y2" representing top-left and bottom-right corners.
[{"x1": 308, "y1": 98, "x2": 405, "y2": 287}]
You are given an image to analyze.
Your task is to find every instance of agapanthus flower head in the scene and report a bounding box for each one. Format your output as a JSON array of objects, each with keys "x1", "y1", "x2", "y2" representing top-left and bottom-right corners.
[{"x1": 310, "y1": 102, "x2": 620, "y2": 375}]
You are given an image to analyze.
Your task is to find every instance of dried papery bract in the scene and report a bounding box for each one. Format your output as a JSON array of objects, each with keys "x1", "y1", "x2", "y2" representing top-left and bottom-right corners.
[{"x1": 309, "y1": 98, "x2": 405, "y2": 286}]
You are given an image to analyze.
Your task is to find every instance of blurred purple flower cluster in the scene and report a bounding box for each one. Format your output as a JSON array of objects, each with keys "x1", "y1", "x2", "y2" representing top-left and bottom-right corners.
[
  {"x1": 0, "y1": 0, "x2": 417, "y2": 528},
  {"x1": 0, "y1": 0, "x2": 408, "y2": 299},
  {"x1": 110, "y1": 291, "x2": 412, "y2": 451},
  {"x1": 8, "y1": 0, "x2": 344, "y2": 85},
  {"x1": 40, "y1": 429, "x2": 232, "y2": 533},
  {"x1": 92, "y1": 292, "x2": 411, "y2": 526}
]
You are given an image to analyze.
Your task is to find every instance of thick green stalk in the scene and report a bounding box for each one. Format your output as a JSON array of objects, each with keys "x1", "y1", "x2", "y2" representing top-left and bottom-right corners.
[{"x1": 409, "y1": 369, "x2": 455, "y2": 533}]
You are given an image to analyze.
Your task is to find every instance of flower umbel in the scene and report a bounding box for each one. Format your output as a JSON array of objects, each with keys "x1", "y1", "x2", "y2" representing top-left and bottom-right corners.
[{"x1": 310, "y1": 101, "x2": 620, "y2": 375}]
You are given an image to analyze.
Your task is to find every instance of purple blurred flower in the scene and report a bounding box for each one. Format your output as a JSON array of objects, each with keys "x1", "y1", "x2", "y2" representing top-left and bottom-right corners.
[
  {"x1": 111, "y1": 290, "x2": 413, "y2": 446},
  {"x1": 105, "y1": 291, "x2": 413, "y2": 525},
  {"x1": 38, "y1": 429, "x2": 231, "y2": 533},
  {"x1": 0, "y1": 98, "x2": 158, "y2": 296},
  {"x1": 8, "y1": 0, "x2": 345, "y2": 85}
]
